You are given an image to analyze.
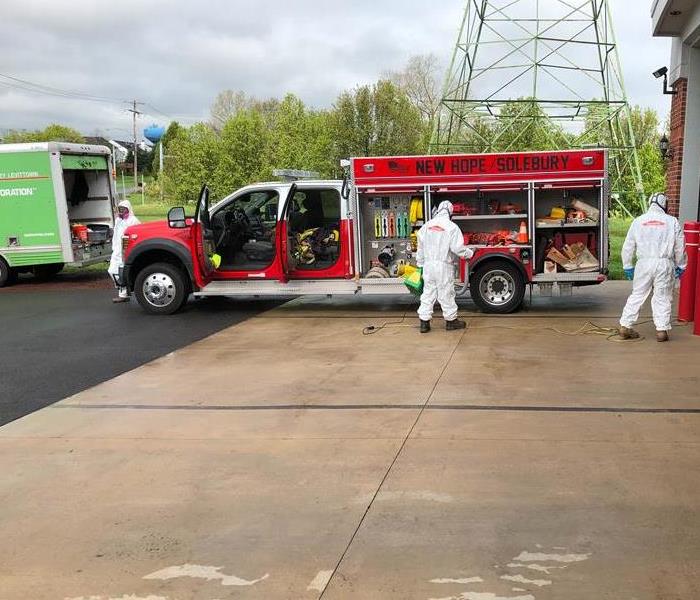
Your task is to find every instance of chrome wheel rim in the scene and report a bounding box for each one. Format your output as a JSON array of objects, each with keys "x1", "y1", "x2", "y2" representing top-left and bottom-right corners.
[
  {"x1": 142, "y1": 273, "x2": 176, "y2": 308},
  {"x1": 479, "y1": 270, "x2": 514, "y2": 306}
]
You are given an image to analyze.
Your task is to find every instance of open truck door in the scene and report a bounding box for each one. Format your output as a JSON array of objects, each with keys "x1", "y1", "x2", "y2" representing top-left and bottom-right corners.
[
  {"x1": 279, "y1": 183, "x2": 298, "y2": 281},
  {"x1": 193, "y1": 184, "x2": 215, "y2": 281}
]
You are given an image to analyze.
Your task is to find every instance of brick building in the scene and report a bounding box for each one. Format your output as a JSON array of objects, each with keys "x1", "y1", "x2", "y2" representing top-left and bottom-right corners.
[{"x1": 653, "y1": 0, "x2": 700, "y2": 222}]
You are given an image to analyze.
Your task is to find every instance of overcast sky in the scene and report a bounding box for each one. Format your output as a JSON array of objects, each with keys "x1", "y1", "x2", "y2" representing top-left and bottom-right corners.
[{"x1": 0, "y1": 0, "x2": 672, "y2": 139}]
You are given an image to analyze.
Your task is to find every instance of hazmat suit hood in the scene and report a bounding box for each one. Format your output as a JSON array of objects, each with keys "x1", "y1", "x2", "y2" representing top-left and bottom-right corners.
[
  {"x1": 648, "y1": 193, "x2": 668, "y2": 213},
  {"x1": 435, "y1": 200, "x2": 454, "y2": 219},
  {"x1": 117, "y1": 199, "x2": 135, "y2": 219}
]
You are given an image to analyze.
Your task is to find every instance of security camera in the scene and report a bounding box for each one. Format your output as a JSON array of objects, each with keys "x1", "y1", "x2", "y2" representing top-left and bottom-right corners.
[{"x1": 653, "y1": 66, "x2": 677, "y2": 95}]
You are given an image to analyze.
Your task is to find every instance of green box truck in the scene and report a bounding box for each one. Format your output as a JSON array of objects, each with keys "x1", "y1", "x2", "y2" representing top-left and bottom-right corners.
[{"x1": 0, "y1": 142, "x2": 116, "y2": 286}]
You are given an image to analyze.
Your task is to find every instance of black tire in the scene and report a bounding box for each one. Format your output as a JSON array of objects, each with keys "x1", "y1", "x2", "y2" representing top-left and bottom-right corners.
[
  {"x1": 0, "y1": 257, "x2": 17, "y2": 288},
  {"x1": 33, "y1": 263, "x2": 64, "y2": 281},
  {"x1": 470, "y1": 260, "x2": 526, "y2": 314},
  {"x1": 134, "y1": 262, "x2": 189, "y2": 315}
]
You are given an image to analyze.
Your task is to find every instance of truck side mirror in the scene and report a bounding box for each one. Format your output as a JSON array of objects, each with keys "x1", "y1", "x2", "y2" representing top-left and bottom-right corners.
[{"x1": 168, "y1": 207, "x2": 187, "y2": 229}]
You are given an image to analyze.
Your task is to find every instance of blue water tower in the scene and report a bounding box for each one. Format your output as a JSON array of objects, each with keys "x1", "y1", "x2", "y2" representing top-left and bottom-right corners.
[
  {"x1": 143, "y1": 124, "x2": 165, "y2": 144},
  {"x1": 143, "y1": 124, "x2": 166, "y2": 175}
]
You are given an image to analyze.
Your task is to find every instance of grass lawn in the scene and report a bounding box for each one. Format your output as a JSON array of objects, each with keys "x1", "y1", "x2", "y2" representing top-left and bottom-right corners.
[
  {"x1": 115, "y1": 174, "x2": 154, "y2": 189},
  {"x1": 608, "y1": 216, "x2": 632, "y2": 280},
  {"x1": 128, "y1": 201, "x2": 171, "y2": 223}
]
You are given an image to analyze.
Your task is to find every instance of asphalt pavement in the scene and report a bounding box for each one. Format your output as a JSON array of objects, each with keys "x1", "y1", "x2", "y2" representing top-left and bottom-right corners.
[{"x1": 0, "y1": 284, "x2": 280, "y2": 426}]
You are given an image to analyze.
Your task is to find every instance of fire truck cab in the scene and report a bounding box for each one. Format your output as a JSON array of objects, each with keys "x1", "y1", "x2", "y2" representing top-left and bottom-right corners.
[{"x1": 121, "y1": 149, "x2": 609, "y2": 315}]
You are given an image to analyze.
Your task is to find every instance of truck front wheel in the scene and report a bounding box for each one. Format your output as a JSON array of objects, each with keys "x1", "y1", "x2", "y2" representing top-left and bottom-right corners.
[
  {"x1": 0, "y1": 258, "x2": 17, "y2": 288},
  {"x1": 470, "y1": 260, "x2": 526, "y2": 314},
  {"x1": 134, "y1": 262, "x2": 189, "y2": 315}
]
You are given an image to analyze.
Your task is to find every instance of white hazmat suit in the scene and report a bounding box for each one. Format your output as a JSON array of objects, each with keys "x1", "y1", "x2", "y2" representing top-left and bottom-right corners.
[
  {"x1": 619, "y1": 194, "x2": 687, "y2": 333},
  {"x1": 108, "y1": 199, "x2": 140, "y2": 299},
  {"x1": 417, "y1": 201, "x2": 474, "y2": 322}
]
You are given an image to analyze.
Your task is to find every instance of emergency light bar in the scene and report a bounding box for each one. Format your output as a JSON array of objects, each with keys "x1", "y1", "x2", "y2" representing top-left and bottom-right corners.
[{"x1": 273, "y1": 169, "x2": 320, "y2": 181}]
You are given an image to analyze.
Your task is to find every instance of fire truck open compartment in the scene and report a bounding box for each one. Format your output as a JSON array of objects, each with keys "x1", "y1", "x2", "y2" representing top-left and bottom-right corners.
[
  {"x1": 429, "y1": 184, "x2": 530, "y2": 248},
  {"x1": 357, "y1": 191, "x2": 422, "y2": 278},
  {"x1": 532, "y1": 181, "x2": 605, "y2": 280}
]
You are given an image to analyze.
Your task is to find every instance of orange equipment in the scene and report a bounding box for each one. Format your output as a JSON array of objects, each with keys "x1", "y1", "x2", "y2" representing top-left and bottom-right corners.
[{"x1": 517, "y1": 220, "x2": 528, "y2": 244}]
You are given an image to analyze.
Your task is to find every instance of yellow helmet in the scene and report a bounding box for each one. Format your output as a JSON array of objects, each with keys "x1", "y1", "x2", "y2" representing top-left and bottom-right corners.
[{"x1": 550, "y1": 207, "x2": 566, "y2": 220}]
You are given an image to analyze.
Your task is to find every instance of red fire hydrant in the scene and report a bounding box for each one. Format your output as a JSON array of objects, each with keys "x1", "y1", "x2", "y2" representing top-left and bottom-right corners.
[
  {"x1": 679, "y1": 222, "x2": 699, "y2": 323},
  {"x1": 695, "y1": 241, "x2": 700, "y2": 336}
]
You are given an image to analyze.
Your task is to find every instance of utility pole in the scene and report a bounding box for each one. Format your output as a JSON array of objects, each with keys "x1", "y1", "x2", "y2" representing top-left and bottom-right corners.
[{"x1": 127, "y1": 100, "x2": 142, "y2": 191}]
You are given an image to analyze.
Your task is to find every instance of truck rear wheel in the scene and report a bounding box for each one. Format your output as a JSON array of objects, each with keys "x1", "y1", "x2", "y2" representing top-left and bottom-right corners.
[
  {"x1": 0, "y1": 257, "x2": 17, "y2": 287},
  {"x1": 134, "y1": 262, "x2": 189, "y2": 315},
  {"x1": 470, "y1": 260, "x2": 526, "y2": 314},
  {"x1": 33, "y1": 263, "x2": 64, "y2": 281}
]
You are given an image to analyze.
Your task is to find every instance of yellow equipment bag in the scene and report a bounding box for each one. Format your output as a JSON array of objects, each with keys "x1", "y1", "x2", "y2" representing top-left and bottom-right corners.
[
  {"x1": 403, "y1": 267, "x2": 423, "y2": 296},
  {"x1": 409, "y1": 198, "x2": 424, "y2": 224}
]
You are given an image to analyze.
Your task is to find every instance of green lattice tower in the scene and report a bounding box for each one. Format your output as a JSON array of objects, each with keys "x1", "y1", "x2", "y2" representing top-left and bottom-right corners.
[{"x1": 431, "y1": 0, "x2": 644, "y2": 215}]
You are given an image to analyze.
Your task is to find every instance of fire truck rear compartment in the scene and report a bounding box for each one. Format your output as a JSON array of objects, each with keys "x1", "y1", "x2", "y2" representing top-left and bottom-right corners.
[{"x1": 533, "y1": 183, "x2": 602, "y2": 279}]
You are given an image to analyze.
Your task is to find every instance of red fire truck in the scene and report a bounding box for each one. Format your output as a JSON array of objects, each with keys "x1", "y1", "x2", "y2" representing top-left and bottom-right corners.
[{"x1": 121, "y1": 149, "x2": 609, "y2": 315}]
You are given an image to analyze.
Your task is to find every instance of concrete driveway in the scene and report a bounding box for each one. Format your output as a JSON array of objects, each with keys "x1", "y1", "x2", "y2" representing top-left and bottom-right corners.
[{"x1": 1, "y1": 282, "x2": 699, "y2": 600}]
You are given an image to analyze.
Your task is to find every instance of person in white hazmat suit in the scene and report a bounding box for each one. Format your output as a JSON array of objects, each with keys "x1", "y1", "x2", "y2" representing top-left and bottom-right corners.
[
  {"x1": 416, "y1": 200, "x2": 474, "y2": 333},
  {"x1": 108, "y1": 199, "x2": 140, "y2": 303},
  {"x1": 619, "y1": 193, "x2": 687, "y2": 342}
]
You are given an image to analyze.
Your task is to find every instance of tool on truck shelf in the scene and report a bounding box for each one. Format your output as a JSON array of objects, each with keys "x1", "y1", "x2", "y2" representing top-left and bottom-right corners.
[
  {"x1": 547, "y1": 243, "x2": 599, "y2": 272},
  {"x1": 409, "y1": 197, "x2": 424, "y2": 225},
  {"x1": 465, "y1": 230, "x2": 518, "y2": 246}
]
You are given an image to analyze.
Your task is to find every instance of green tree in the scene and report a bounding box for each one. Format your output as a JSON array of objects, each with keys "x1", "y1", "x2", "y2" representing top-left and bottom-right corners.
[
  {"x1": 629, "y1": 106, "x2": 661, "y2": 147},
  {"x1": 161, "y1": 121, "x2": 182, "y2": 148},
  {"x1": 4, "y1": 123, "x2": 84, "y2": 143},
  {"x1": 266, "y1": 94, "x2": 335, "y2": 177},
  {"x1": 385, "y1": 54, "x2": 441, "y2": 126},
  {"x1": 621, "y1": 142, "x2": 666, "y2": 199},
  {"x1": 491, "y1": 100, "x2": 569, "y2": 151},
  {"x1": 126, "y1": 147, "x2": 154, "y2": 176},
  {"x1": 213, "y1": 109, "x2": 271, "y2": 195},
  {"x1": 210, "y1": 90, "x2": 280, "y2": 131},
  {"x1": 330, "y1": 80, "x2": 426, "y2": 162},
  {"x1": 579, "y1": 104, "x2": 666, "y2": 214},
  {"x1": 162, "y1": 123, "x2": 221, "y2": 205}
]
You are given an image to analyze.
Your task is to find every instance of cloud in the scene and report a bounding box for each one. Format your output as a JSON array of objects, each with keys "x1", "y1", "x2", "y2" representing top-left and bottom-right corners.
[{"x1": 0, "y1": 0, "x2": 671, "y2": 135}]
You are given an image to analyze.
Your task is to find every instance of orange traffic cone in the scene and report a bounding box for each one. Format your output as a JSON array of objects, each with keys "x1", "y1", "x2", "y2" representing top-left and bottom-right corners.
[{"x1": 517, "y1": 220, "x2": 528, "y2": 244}]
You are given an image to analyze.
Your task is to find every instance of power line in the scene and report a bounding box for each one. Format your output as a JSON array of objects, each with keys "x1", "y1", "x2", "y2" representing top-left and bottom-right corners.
[
  {"x1": 0, "y1": 71, "x2": 126, "y2": 104},
  {"x1": 143, "y1": 102, "x2": 173, "y2": 120},
  {"x1": 0, "y1": 72, "x2": 178, "y2": 125}
]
